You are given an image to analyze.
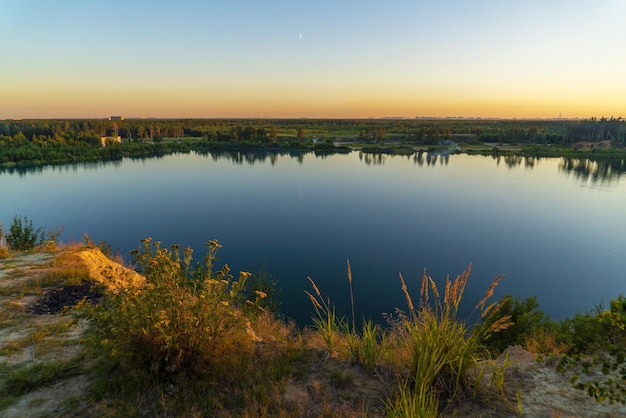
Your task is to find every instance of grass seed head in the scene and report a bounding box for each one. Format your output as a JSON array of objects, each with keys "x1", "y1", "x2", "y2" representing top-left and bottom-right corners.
[
  {"x1": 399, "y1": 273, "x2": 415, "y2": 312},
  {"x1": 475, "y1": 274, "x2": 505, "y2": 310},
  {"x1": 308, "y1": 276, "x2": 321, "y2": 297}
]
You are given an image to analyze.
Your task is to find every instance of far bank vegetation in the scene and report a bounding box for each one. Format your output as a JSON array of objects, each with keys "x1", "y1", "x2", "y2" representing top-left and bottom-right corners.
[{"x1": 2, "y1": 118, "x2": 626, "y2": 167}]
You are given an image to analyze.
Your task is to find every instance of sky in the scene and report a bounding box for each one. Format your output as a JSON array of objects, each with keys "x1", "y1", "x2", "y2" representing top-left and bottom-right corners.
[{"x1": 1, "y1": 0, "x2": 625, "y2": 119}]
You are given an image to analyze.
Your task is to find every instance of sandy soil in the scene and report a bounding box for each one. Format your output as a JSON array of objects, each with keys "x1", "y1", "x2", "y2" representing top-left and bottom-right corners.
[
  {"x1": 449, "y1": 346, "x2": 626, "y2": 417},
  {"x1": 0, "y1": 248, "x2": 141, "y2": 418}
]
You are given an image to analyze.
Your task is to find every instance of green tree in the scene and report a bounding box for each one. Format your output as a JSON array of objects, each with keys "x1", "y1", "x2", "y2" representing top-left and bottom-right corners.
[
  {"x1": 269, "y1": 125, "x2": 278, "y2": 141},
  {"x1": 6, "y1": 215, "x2": 45, "y2": 251}
]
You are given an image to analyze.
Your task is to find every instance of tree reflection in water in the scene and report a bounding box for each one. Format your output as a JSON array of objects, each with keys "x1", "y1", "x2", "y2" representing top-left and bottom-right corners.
[
  {"x1": 559, "y1": 158, "x2": 626, "y2": 184},
  {"x1": 2, "y1": 149, "x2": 624, "y2": 185}
]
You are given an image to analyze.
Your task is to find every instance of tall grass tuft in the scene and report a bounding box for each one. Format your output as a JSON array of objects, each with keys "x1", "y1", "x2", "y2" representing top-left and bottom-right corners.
[
  {"x1": 355, "y1": 319, "x2": 385, "y2": 372},
  {"x1": 347, "y1": 259, "x2": 355, "y2": 332},
  {"x1": 306, "y1": 277, "x2": 346, "y2": 353},
  {"x1": 389, "y1": 263, "x2": 511, "y2": 416},
  {"x1": 387, "y1": 376, "x2": 439, "y2": 418}
]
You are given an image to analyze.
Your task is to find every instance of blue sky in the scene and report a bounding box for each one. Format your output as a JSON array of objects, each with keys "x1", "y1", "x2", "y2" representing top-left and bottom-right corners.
[{"x1": 1, "y1": 0, "x2": 625, "y2": 118}]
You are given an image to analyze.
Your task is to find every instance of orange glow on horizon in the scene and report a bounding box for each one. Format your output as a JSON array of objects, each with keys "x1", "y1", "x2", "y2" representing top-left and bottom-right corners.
[{"x1": 1, "y1": 77, "x2": 624, "y2": 120}]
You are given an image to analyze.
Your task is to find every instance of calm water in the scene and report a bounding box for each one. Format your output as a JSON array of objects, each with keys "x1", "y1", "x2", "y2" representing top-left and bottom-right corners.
[{"x1": 2, "y1": 151, "x2": 625, "y2": 325}]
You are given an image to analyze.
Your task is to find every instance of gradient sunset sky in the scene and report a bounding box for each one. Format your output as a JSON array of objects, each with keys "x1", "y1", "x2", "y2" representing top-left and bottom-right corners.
[{"x1": 2, "y1": 0, "x2": 625, "y2": 119}]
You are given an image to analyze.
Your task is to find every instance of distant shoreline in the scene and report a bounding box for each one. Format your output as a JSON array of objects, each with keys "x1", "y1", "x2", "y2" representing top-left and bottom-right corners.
[{"x1": 1, "y1": 118, "x2": 625, "y2": 168}]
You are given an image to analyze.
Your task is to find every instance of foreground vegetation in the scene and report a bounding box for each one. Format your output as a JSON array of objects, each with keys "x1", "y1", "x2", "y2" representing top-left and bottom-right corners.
[
  {"x1": 2, "y1": 118, "x2": 626, "y2": 169},
  {"x1": 1, "y1": 217, "x2": 625, "y2": 416}
]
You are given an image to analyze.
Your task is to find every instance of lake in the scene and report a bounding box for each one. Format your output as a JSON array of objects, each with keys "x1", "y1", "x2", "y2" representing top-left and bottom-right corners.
[{"x1": 2, "y1": 151, "x2": 625, "y2": 325}]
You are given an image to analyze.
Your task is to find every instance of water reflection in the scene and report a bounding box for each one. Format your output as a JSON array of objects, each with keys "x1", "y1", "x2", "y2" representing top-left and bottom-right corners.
[
  {"x1": 379, "y1": 151, "x2": 623, "y2": 183},
  {"x1": 355, "y1": 150, "x2": 449, "y2": 167},
  {"x1": 358, "y1": 150, "x2": 451, "y2": 166},
  {"x1": 490, "y1": 155, "x2": 540, "y2": 169},
  {"x1": 559, "y1": 158, "x2": 626, "y2": 184},
  {"x1": 0, "y1": 158, "x2": 124, "y2": 177},
  {"x1": 196, "y1": 149, "x2": 310, "y2": 166},
  {"x1": 0, "y1": 150, "x2": 316, "y2": 176},
  {"x1": 1, "y1": 149, "x2": 624, "y2": 185},
  {"x1": 410, "y1": 151, "x2": 449, "y2": 167},
  {"x1": 359, "y1": 152, "x2": 386, "y2": 166}
]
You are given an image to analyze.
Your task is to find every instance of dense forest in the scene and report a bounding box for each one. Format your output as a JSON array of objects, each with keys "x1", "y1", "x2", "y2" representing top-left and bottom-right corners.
[{"x1": 1, "y1": 117, "x2": 625, "y2": 166}]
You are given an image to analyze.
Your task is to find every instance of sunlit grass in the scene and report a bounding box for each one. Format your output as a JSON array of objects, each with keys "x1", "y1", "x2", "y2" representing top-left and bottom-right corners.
[
  {"x1": 0, "y1": 302, "x2": 29, "y2": 330},
  {"x1": 306, "y1": 277, "x2": 346, "y2": 354},
  {"x1": 43, "y1": 250, "x2": 91, "y2": 286},
  {"x1": 388, "y1": 265, "x2": 511, "y2": 416},
  {"x1": 306, "y1": 262, "x2": 511, "y2": 416}
]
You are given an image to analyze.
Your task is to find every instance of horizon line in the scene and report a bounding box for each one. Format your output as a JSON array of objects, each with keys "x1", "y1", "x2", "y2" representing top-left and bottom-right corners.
[{"x1": 1, "y1": 115, "x2": 609, "y2": 122}]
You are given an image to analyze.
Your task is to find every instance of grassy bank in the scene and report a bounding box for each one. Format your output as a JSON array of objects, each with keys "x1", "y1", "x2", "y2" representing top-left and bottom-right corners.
[{"x1": 1, "y1": 218, "x2": 625, "y2": 416}]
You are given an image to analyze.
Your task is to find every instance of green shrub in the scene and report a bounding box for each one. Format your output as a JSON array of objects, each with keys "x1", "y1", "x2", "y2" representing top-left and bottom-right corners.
[
  {"x1": 557, "y1": 295, "x2": 626, "y2": 405},
  {"x1": 598, "y1": 295, "x2": 626, "y2": 345},
  {"x1": 482, "y1": 294, "x2": 556, "y2": 353},
  {"x1": 558, "y1": 311, "x2": 605, "y2": 354},
  {"x1": 6, "y1": 215, "x2": 45, "y2": 251}
]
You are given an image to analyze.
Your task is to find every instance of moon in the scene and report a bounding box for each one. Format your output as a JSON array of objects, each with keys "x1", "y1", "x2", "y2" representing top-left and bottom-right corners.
[{"x1": 299, "y1": 33, "x2": 302, "y2": 40}]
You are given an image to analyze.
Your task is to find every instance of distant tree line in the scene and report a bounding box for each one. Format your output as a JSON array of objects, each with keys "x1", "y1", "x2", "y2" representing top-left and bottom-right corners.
[
  {"x1": 1, "y1": 118, "x2": 624, "y2": 166},
  {"x1": 562, "y1": 117, "x2": 625, "y2": 144}
]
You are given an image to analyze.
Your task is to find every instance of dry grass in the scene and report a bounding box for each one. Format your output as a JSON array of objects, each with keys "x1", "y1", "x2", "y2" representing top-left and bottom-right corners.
[
  {"x1": 43, "y1": 250, "x2": 91, "y2": 286},
  {"x1": 0, "y1": 302, "x2": 28, "y2": 329},
  {"x1": 523, "y1": 329, "x2": 572, "y2": 355}
]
